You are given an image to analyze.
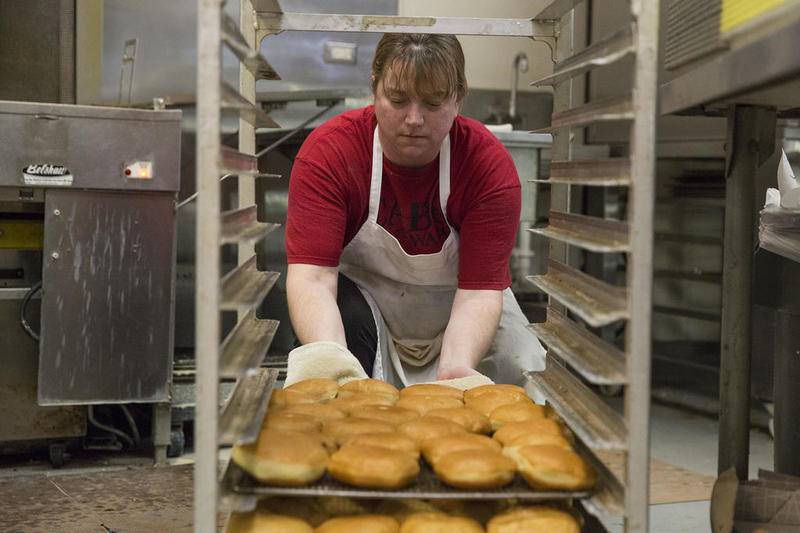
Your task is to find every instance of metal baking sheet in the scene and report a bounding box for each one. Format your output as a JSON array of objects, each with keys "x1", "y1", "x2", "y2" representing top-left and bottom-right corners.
[
  {"x1": 218, "y1": 368, "x2": 278, "y2": 446},
  {"x1": 220, "y1": 459, "x2": 591, "y2": 501}
]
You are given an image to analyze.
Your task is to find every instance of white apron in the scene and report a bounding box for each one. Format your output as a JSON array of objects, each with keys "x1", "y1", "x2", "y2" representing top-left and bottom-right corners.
[{"x1": 339, "y1": 127, "x2": 545, "y2": 386}]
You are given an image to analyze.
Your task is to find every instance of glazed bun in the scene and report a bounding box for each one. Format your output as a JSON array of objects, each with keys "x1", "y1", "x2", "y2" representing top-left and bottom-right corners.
[
  {"x1": 358, "y1": 405, "x2": 420, "y2": 426},
  {"x1": 503, "y1": 445, "x2": 595, "y2": 491},
  {"x1": 338, "y1": 378, "x2": 400, "y2": 403},
  {"x1": 395, "y1": 395, "x2": 464, "y2": 416},
  {"x1": 504, "y1": 432, "x2": 573, "y2": 452},
  {"x1": 397, "y1": 417, "x2": 467, "y2": 445},
  {"x1": 400, "y1": 383, "x2": 463, "y2": 400},
  {"x1": 399, "y1": 512, "x2": 483, "y2": 533},
  {"x1": 345, "y1": 432, "x2": 421, "y2": 460},
  {"x1": 489, "y1": 402, "x2": 547, "y2": 431},
  {"x1": 433, "y1": 449, "x2": 516, "y2": 489},
  {"x1": 487, "y1": 507, "x2": 580, "y2": 533},
  {"x1": 329, "y1": 393, "x2": 396, "y2": 414},
  {"x1": 327, "y1": 444, "x2": 420, "y2": 489},
  {"x1": 323, "y1": 417, "x2": 396, "y2": 447},
  {"x1": 420, "y1": 433, "x2": 502, "y2": 466},
  {"x1": 282, "y1": 402, "x2": 346, "y2": 423},
  {"x1": 492, "y1": 419, "x2": 564, "y2": 447},
  {"x1": 231, "y1": 429, "x2": 327, "y2": 486},
  {"x1": 262, "y1": 411, "x2": 322, "y2": 433},
  {"x1": 268, "y1": 388, "x2": 316, "y2": 410},
  {"x1": 225, "y1": 511, "x2": 313, "y2": 533},
  {"x1": 426, "y1": 407, "x2": 491, "y2": 434},
  {"x1": 316, "y1": 515, "x2": 400, "y2": 533},
  {"x1": 464, "y1": 384, "x2": 526, "y2": 402},
  {"x1": 284, "y1": 378, "x2": 340, "y2": 402},
  {"x1": 464, "y1": 392, "x2": 531, "y2": 418}
]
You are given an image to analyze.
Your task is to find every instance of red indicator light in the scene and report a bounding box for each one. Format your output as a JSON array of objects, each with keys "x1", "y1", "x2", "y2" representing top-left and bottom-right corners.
[{"x1": 125, "y1": 168, "x2": 132, "y2": 176}]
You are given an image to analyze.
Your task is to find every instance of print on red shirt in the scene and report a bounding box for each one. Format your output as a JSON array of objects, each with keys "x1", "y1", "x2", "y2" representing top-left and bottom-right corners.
[{"x1": 377, "y1": 158, "x2": 451, "y2": 254}]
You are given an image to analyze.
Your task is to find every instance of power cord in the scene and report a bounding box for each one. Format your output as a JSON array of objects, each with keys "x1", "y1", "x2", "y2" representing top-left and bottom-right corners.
[{"x1": 20, "y1": 281, "x2": 42, "y2": 342}]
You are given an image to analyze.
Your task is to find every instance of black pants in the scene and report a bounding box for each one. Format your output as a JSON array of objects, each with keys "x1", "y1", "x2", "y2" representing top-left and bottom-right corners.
[{"x1": 336, "y1": 274, "x2": 378, "y2": 376}]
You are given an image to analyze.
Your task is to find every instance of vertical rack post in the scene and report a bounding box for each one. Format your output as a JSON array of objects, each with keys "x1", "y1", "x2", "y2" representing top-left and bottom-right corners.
[
  {"x1": 238, "y1": 0, "x2": 257, "y2": 265},
  {"x1": 625, "y1": 0, "x2": 659, "y2": 529},
  {"x1": 525, "y1": 0, "x2": 661, "y2": 530},
  {"x1": 195, "y1": 0, "x2": 222, "y2": 530},
  {"x1": 195, "y1": 1, "x2": 283, "y2": 531}
]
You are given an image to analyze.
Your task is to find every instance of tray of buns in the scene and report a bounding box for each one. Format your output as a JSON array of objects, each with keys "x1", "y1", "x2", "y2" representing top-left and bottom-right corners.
[
  {"x1": 225, "y1": 496, "x2": 585, "y2": 532},
  {"x1": 222, "y1": 378, "x2": 598, "y2": 504},
  {"x1": 221, "y1": 456, "x2": 590, "y2": 500}
]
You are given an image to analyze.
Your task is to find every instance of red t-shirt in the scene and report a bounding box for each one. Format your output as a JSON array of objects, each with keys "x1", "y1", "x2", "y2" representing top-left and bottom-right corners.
[{"x1": 285, "y1": 106, "x2": 521, "y2": 290}]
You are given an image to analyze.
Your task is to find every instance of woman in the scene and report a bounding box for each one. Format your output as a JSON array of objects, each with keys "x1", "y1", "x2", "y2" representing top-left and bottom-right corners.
[{"x1": 283, "y1": 33, "x2": 544, "y2": 387}]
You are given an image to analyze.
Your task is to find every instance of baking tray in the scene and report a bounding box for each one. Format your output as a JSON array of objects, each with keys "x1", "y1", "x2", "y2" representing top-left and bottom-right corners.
[{"x1": 220, "y1": 458, "x2": 592, "y2": 501}]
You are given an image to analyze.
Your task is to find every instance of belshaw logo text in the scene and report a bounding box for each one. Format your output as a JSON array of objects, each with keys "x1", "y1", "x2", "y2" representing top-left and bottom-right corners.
[{"x1": 23, "y1": 164, "x2": 70, "y2": 176}]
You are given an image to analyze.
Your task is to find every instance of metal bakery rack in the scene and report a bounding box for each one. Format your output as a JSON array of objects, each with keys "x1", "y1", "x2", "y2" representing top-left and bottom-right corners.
[
  {"x1": 525, "y1": 0, "x2": 659, "y2": 531},
  {"x1": 194, "y1": 1, "x2": 660, "y2": 532}
]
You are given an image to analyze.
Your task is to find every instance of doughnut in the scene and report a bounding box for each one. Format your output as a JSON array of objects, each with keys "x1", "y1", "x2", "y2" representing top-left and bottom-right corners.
[
  {"x1": 329, "y1": 393, "x2": 396, "y2": 414},
  {"x1": 231, "y1": 429, "x2": 327, "y2": 486},
  {"x1": 395, "y1": 395, "x2": 464, "y2": 416},
  {"x1": 327, "y1": 444, "x2": 420, "y2": 489},
  {"x1": 358, "y1": 405, "x2": 420, "y2": 426},
  {"x1": 425, "y1": 407, "x2": 491, "y2": 434},
  {"x1": 281, "y1": 402, "x2": 346, "y2": 423},
  {"x1": 504, "y1": 432, "x2": 573, "y2": 452},
  {"x1": 432, "y1": 448, "x2": 516, "y2": 489},
  {"x1": 397, "y1": 417, "x2": 467, "y2": 445},
  {"x1": 503, "y1": 444, "x2": 595, "y2": 491},
  {"x1": 492, "y1": 419, "x2": 564, "y2": 447},
  {"x1": 284, "y1": 378, "x2": 339, "y2": 402},
  {"x1": 399, "y1": 512, "x2": 483, "y2": 533},
  {"x1": 323, "y1": 417, "x2": 396, "y2": 446},
  {"x1": 464, "y1": 384, "x2": 526, "y2": 402},
  {"x1": 489, "y1": 402, "x2": 547, "y2": 431},
  {"x1": 338, "y1": 378, "x2": 400, "y2": 403},
  {"x1": 316, "y1": 515, "x2": 400, "y2": 533},
  {"x1": 464, "y1": 392, "x2": 531, "y2": 418},
  {"x1": 345, "y1": 432, "x2": 421, "y2": 460},
  {"x1": 262, "y1": 411, "x2": 322, "y2": 433},
  {"x1": 420, "y1": 433, "x2": 502, "y2": 466},
  {"x1": 268, "y1": 388, "x2": 316, "y2": 410},
  {"x1": 399, "y1": 383, "x2": 463, "y2": 400},
  {"x1": 487, "y1": 507, "x2": 580, "y2": 533}
]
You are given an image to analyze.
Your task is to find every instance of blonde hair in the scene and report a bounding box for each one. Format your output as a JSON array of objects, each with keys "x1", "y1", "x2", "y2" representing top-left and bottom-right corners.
[{"x1": 371, "y1": 33, "x2": 467, "y2": 103}]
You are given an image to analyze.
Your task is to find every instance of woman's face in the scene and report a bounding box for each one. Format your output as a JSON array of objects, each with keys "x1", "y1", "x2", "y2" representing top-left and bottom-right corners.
[{"x1": 373, "y1": 66, "x2": 460, "y2": 168}]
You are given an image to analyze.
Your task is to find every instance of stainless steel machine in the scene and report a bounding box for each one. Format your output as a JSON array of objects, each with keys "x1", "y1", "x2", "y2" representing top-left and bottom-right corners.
[{"x1": 0, "y1": 100, "x2": 181, "y2": 463}]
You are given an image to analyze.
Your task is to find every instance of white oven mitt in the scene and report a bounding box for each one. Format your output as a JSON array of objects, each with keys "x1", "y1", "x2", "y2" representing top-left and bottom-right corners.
[
  {"x1": 425, "y1": 373, "x2": 494, "y2": 391},
  {"x1": 283, "y1": 341, "x2": 368, "y2": 387}
]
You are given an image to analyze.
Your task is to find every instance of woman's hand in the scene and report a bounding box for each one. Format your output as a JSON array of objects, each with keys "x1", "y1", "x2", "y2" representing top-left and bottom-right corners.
[{"x1": 436, "y1": 363, "x2": 483, "y2": 380}]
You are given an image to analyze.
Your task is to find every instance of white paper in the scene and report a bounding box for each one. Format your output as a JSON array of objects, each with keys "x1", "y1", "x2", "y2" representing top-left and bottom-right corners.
[
  {"x1": 765, "y1": 188, "x2": 781, "y2": 208},
  {"x1": 777, "y1": 150, "x2": 800, "y2": 209}
]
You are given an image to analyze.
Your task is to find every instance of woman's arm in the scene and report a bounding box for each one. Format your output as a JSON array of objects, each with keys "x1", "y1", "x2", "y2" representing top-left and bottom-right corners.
[
  {"x1": 437, "y1": 288, "x2": 503, "y2": 379},
  {"x1": 286, "y1": 263, "x2": 347, "y2": 346}
]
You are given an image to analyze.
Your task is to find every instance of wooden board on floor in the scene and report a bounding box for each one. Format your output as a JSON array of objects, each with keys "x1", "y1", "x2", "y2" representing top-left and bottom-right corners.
[
  {"x1": 0, "y1": 464, "x2": 224, "y2": 533},
  {"x1": 596, "y1": 450, "x2": 716, "y2": 504}
]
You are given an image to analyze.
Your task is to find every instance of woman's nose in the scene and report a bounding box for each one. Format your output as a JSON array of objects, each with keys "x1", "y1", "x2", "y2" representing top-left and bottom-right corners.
[{"x1": 405, "y1": 103, "x2": 424, "y2": 127}]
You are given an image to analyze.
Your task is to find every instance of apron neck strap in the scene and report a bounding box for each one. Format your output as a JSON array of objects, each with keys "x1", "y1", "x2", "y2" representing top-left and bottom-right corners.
[{"x1": 370, "y1": 126, "x2": 452, "y2": 224}]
